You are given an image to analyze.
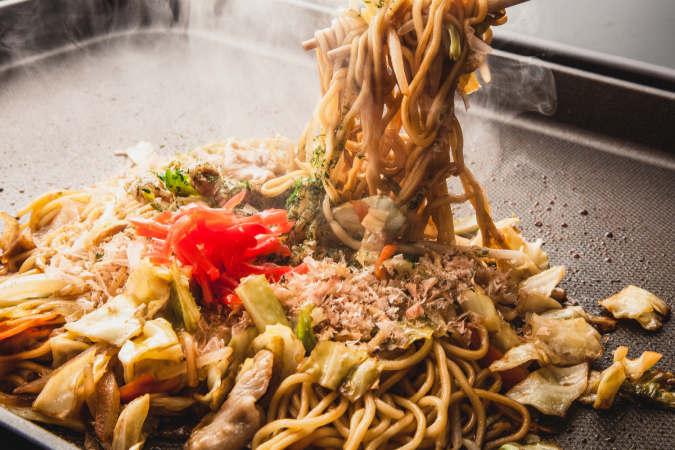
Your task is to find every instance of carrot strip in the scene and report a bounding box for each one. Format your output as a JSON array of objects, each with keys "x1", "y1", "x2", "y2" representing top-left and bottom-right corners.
[{"x1": 374, "y1": 244, "x2": 398, "y2": 280}]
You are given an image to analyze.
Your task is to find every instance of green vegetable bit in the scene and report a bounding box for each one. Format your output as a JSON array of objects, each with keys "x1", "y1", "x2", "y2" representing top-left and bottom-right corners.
[
  {"x1": 162, "y1": 167, "x2": 200, "y2": 197},
  {"x1": 619, "y1": 370, "x2": 675, "y2": 411},
  {"x1": 297, "y1": 302, "x2": 318, "y2": 354},
  {"x1": 446, "y1": 23, "x2": 462, "y2": 61},
  {"x1": 168, "y1": 263, "x2": 201, "y2": 333}
]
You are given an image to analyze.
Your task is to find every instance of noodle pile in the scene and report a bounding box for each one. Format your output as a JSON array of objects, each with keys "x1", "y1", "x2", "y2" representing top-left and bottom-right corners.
[
  {"x1": 254, "y1": 331, "x2": 530, "y2": 450},
  {"x1": 262, "y1": 0, "x2": 506, "y2": 249},
  {"x1": 256, "y1": 1, "x2": 529, "y2": 449}
]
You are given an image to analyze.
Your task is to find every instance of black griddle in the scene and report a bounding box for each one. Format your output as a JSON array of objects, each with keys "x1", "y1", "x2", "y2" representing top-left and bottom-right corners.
[{"x1": 0, "y1": 0, "x2": 674, "y2": 449}]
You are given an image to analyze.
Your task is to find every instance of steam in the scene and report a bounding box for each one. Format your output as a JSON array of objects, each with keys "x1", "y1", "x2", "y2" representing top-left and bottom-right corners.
[
  {"x1": 0, "y1": 0, "x2": 557, "y2": 217},
  {"x1": 470, "y1": 53, "x2": 558, "y2": 117}
]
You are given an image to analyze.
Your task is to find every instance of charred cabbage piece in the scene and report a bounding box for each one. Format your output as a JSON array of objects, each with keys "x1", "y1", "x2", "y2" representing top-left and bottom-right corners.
[
  {"x1": 299, "y1": 341, "x2": 368, "y2": 390},
  {"x1": 599, "y1": 285, "x2": 671, "y2": 330},
  {"x1": 507, "y1": 363, "x2": 588, "y2": 417},
  {"x1": 490, "y1": 343, "x2": 540, "y2": 372},
  {"x1": 621, "y1": 349, "x2": 662, "y2": 382},
  {"x1": 530, "y1": 313, "x2": 603, "y2": 365},
  {"x1": 459, "y1": 289, "x2": 522, "y2": 353}
]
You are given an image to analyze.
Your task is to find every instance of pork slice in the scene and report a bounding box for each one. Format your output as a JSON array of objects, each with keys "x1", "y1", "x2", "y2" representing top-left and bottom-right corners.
[{"x1": 185, "y1": 350, "x2": 274, "y2": 450}]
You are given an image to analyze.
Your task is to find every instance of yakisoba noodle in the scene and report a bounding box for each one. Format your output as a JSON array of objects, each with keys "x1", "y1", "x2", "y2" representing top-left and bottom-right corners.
[
  {"x1": 254, "y1": 331, "x2": 530, "y2": 450},
  {"x1": 262, "y1": 0, "x2": 506, "y2": 249}
]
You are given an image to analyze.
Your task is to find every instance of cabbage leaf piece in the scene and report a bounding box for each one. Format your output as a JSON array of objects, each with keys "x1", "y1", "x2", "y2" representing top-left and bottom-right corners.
[
  {"x1": 579, "y1": 360, "x2": 627, "y2": 410},
  {"x1": 235, "y1": 275, "x2": 290, "y2": 333},
  {"x1": 540, "y1": 306, "x2": 617, "y2": 332},
  {"x1": 516, "y1": 266, "x2": 564, "y2": 315},
  {"x1": 491, "y1": 313, "x2": 603, "y2": 371},
  {"x1": 299, "y1": 341, "x2": 368, "y2": 390},
  {"x1": 194, "y1": 360, "x2": 232, "y2": 411},
  {"x1": 489, "y1": 343, "x2": 540, "y2": 372},
  {"x1": 51, "y1": 336, "x2": 90, "y2": 367},
  {"x1": 33, "y1": 343, "x2": 102, "y2": 419},
  {"x1": 593, "y1": 361, "x2": 626, "y2": 410},
  {"x1": 126, "y1": 257, "x2": 170, "y2": 316},
  {"x1": 112, "y1": 393, "x2": 149, "y2": 450},
  {"x1": 475, "y1": 218, "x2": 548, "y2": 274},
  {"x1": 339, "y1": 357, "x2": 382, "y2": 402},
  {"x1": 531, "y1": 313, "x2": 603, "y2": 365},
  {"x1": 248, "y1": 324, "x2": 305, "y2": 380},
  {"x1": 507, "y1": 363, "x2": 588, "y2": 417},
  {"x1": 459, "y1": 290, "x2": 522, "y2": 353},
  {"x1": 66, "y1": 294, "x2": 142, "y2": 346},
  {"x1": 0, "y1": 274, "x2": 70, "y2": 307},
  {"x1": 118, "y1": 318, "x2": 183, "y2": 383},
  {"x1": 620, "y1": 350, "x2": 662, "y2": 382},
  {"x1": 598, "y1": 285, "x2": 671, "y2": 330},
  {"x1": 332, "y1": 195, "x2": 406, "y2": 237}
]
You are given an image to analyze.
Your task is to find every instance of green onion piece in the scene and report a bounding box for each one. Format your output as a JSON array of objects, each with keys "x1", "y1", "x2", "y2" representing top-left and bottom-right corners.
[
  {"x1": 169, "y1": 263, "x2": 201, "y2": 333},
  {"x1": 446, "y1": 23, "x2": 462, "y2": 61},
  {"x1": 235, "y1": 275, "x2": 291, "y2": 333},
  {"x1": 297, "y1": 302, "x2": 318, "y2": 354}
]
